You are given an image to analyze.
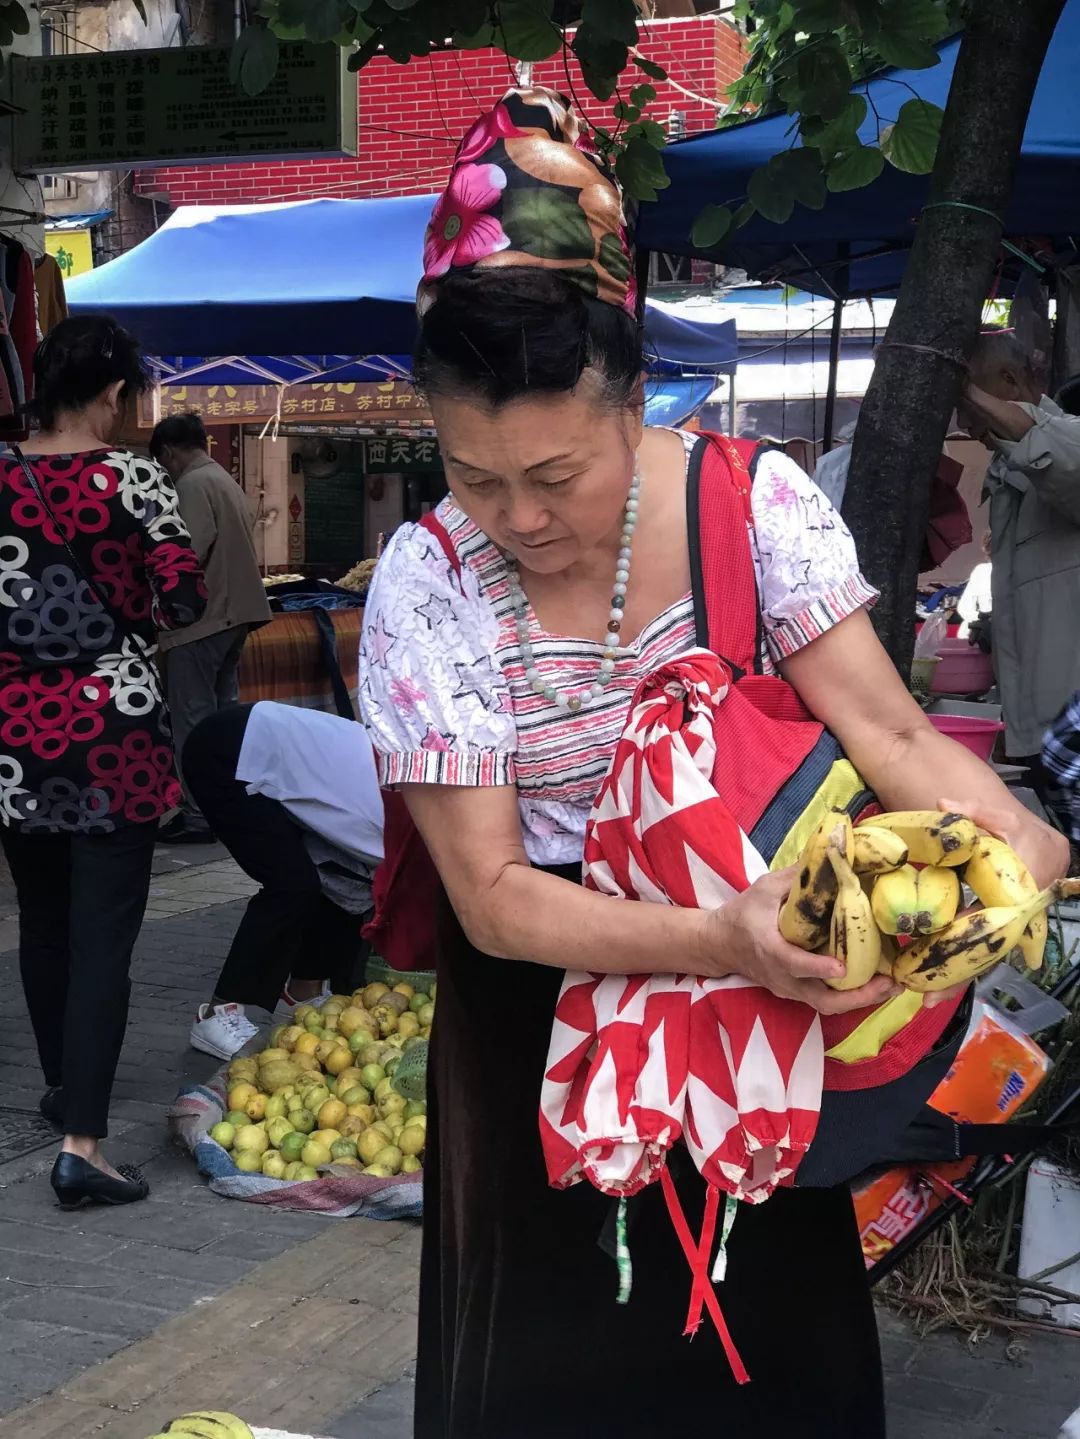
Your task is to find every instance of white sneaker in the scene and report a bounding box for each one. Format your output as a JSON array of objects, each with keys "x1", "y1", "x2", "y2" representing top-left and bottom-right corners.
[
  {"x1": 274, "y1": 981, "x2": 332, "y2": 1020},
  {"x1": 190, "y1": 1003, "x2": 259, "y2": 1061}
]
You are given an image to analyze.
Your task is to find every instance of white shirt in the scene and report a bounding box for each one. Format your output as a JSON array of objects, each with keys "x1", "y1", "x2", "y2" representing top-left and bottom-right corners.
[
  {"x1": 236, "y1": 702, "x2": 384, "y2": 862},
  {"x1": 956, "y1": 561, "x2": 993, "y2": 637},
  {"x1": 812, "y1": 444, "x2": 851, "y2": 511}
]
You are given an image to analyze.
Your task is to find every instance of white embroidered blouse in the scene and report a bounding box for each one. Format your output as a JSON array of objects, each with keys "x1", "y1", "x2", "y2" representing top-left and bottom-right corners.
[{"x1": 360, "y1": 434, "x2": 877, "y2": 867}]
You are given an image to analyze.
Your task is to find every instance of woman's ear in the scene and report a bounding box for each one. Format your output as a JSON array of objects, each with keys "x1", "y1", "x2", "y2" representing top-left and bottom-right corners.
[{"x1": 102, "y1": 379, "x2": 126, "y2": 414}]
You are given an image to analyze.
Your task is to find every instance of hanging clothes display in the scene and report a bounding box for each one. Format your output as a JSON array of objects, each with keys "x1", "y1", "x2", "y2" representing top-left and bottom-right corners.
[
  {"x1": 34, "y1": 252, "x2": 67, "y2": 335},
  {"x1": 0, "y1": 240, "x2": 37, "y2": 441}
]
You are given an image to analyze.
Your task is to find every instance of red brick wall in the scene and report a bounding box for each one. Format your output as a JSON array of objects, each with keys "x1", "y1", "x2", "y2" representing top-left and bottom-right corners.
[{"x1": 136, "y1": 17, "x2": 745, "y2": 208}]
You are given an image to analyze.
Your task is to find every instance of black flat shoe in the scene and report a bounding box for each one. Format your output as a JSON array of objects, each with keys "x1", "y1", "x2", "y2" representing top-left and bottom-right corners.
[
  {"x1": 51, "y1": 1153, "x2": 150, "y2": 1211},
  {"x1": 39, "y1": 1087, "x2": 64, "y2": 1129}
]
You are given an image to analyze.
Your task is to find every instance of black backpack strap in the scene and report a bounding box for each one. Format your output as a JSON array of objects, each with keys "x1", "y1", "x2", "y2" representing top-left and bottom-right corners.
[{"x1": 311, "y1": 607, "x2": 356, "y2": 721}]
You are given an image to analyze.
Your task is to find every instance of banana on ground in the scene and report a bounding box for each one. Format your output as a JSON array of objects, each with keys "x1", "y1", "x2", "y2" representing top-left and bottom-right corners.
[
  {"x1": 162, "y1": 1414, "x2": 253, "y2": 1439},
  {"x1": 893, "y1": 879, "x2": 1080, "y2": 992},
  {"x1": 871, "y1": 864, "x2": 960, "y2": 936},
  {"x1": 825, "y1": 847, "x2": 882, "y2": 991},
  {"x1": 964, "y1": 833, "x2": 1047, "y2": 971},
  {"x1": 778, "y1": 810, "x2": 854, "y2": 950},
  {"x1": 852, "y1": 825, "x2": 909, "y2": 875},
  {"x1": 857, "y1": 811, "x2": 978, "y2": 868}
]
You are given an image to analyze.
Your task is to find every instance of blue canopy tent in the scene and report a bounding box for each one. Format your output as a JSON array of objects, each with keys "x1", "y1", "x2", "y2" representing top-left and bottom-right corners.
[
  {"x1": 637, "y1": 0, "x2": 1080, "y2": 298},
  {"x1": 67, "y1": 195, "x2": 737, "y2": 387}
]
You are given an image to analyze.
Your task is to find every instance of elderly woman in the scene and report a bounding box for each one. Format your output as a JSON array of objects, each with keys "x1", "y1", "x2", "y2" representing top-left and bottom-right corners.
[{"x1": 360, "y1": 90, "x2": 1065, "y2": 1439}]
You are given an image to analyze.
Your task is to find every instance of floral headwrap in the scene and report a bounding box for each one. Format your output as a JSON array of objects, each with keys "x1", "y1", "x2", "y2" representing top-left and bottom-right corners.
[{"x1": 419, "y1": 87, "x2": 637, "y2": 317}]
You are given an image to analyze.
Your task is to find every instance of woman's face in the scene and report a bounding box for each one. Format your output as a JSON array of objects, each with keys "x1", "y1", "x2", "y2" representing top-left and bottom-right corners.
[{"x1": 431, "y1": 378, "x2": 643, "y2": 575}]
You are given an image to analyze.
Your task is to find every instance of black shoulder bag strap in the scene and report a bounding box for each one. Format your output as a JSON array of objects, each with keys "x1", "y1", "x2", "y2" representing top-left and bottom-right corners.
[{"x1": 10, "y1": 446, "x2": 161, "y2": 684}]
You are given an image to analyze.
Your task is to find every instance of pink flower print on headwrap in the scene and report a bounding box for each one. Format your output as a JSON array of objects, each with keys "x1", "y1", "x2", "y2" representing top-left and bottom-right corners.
[
  {"x1": 457, "y1": 103, "x2": 524, "y2": 166},
  {"x1": 422, "y1": 163, "x2": 511, "y2": 283}
]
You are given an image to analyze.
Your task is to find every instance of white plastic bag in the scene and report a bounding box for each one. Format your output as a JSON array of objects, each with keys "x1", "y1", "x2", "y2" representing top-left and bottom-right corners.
[{"x1": 914, "y1": 609, "x2": 949, "y2": 661}]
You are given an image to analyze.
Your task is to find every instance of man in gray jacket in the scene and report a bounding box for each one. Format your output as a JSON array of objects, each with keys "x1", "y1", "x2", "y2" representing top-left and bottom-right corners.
[
  {"x1": 962, "y1": 332, "x2": 1080, "y2": 792},
  {"x1": 150, "y1": 413, "x2": 271, "y2": 842}
]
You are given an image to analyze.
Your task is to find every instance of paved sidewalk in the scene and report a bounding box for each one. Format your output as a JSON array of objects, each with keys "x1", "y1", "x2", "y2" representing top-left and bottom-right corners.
[{"x1": 0, "y1": 852, "x2": 1076, "y2": 1437}]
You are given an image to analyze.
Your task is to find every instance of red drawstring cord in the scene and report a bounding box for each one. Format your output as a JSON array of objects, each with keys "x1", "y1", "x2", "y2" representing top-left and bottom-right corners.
[{"x1": 660, "y1": 1169, "x2": 750, "y2": 1384}]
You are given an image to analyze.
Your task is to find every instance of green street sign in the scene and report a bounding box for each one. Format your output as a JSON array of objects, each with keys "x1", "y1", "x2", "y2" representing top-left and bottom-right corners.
[{"x1": 10, "y1": 42, "x2": 357, "y2": 172}]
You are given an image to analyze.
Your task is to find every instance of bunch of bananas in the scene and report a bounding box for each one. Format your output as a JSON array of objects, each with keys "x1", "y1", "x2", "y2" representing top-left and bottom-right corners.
[
  {"x1": 779, "y1": 809, "x2": 1080, "y2": 993},
  {"x1": 146, "y1": 1413, "x2": 252, "y2": 1439}
]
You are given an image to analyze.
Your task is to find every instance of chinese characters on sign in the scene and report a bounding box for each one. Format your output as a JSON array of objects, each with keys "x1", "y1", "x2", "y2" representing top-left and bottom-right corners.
[
  {"x1": 138, "y1": 381, "x2": 431, "y2": 428},
  {"x1": 45, "y1": 229, "x2": 94, "y2": 278},
  {"x1": 361, "y1": 436, "x2": 442, "y2": 473},
  {"x1": 12, "y1": 43, "x2": 357, "y2": 172}
]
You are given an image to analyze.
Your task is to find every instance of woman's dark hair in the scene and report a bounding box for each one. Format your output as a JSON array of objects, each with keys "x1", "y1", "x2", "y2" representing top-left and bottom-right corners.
[
  {"x1": 31, "y1": 315, "x2": 150, "y2": 431},
  {"x1": 414, "y1": 268, "x2": 643, "y2": 410}
]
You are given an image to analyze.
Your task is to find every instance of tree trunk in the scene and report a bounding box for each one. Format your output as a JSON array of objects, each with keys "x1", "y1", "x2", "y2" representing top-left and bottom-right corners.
[{"x1": 841, "y1": 0, "x2": 1067, "y2": 675}]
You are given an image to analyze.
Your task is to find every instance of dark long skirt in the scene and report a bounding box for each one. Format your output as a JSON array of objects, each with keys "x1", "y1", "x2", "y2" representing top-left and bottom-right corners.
[{"x1": 415, "y1": 876, "x2": 885, "y2": 1438}]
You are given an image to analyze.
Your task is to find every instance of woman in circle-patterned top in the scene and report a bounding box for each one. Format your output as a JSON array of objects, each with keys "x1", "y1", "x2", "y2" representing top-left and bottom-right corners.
[{"x1": 2, "y1": 315, "x2": 206, "y2": 1213}]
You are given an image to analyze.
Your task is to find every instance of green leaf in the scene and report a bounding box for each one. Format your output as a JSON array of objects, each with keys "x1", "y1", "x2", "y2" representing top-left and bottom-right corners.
[
  {"x1": 2, "y1": 0, "x2": 29, "y2": 32},
  {"x1": 454, "y1": 24, "x2": 497, "y2": 46},
  {"x1": 598, "y1": 231, "x2": 631, "y2": 284},
  {"x1": 826, "y1": 142, "x2": 885, "y2": 191},
  {"x1": 303, "y1": 0, "x2": 345, "y2": 43},
  {"x1": 633, "y1": 54, "x2": 667, "y2": 82},
  {"x1": 347, "y1": 31, "x2": 381, "y2": 69},
  {"x1": 880, "y1": 97, "x2": 942, "y2": 173},
  {"x1": 615, "y1": 137, "x2": 669, "y2": 202},
  {"x1": 501, "y1": 186, "x2": 597, "y2": 260},
  {"x1": 691, "y1": 203, "x2": 733, "y2": 250},
  {"x1": 496, "y1": 0, "x2": 561, "y2": 60},
  {"x1": 802, "y1": 93, "x2": 867, "y2": 155},
  {"x1": 747, "y1": 160, "x2": 794, "y2": 223},
  {"x1": 629, "y1": 83, "x2": 655, "y2": 107},
  {"x1": 580, "y1": 63, "x2": 618, "y2": 102},
  {"x1": 873, "y1": 31, "x2": 941, "y2": 69},
  {"x1": 573, "y1": 28, "x2": 627, "y2": 101},
  {"x1": 732, "y1": 199, "x2": 756, "y2": 229},
  {"x1": 229, "y1": 24, "x2": 280, "y2": 95},
  {"x1": 345, "y1": 0, "x2": 372, "y2": 9},
  {"x1": 581, "y1": 0, "x2": 638, "y2": 47},
  {"x1": 383, "y1": 0, "x2": 419, "y2": 8},
  {"x1": 779, "y1": 146, "x2": 827, "y2": 209},
  {"x1": 789, "y1": 0, "x2": 847, "y2": 33},
  {"x1": 625, "y1": 117, "x2": 665, "y2": 147}
]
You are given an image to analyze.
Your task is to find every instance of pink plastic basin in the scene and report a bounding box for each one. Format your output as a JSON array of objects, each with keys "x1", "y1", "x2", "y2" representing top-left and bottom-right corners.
[
  {"x1": 931, "y1": 639, "x2": 994, "y2": 696},
  {"x1": 928, "y1": 713, "x2": 1005, "y2": 762}
]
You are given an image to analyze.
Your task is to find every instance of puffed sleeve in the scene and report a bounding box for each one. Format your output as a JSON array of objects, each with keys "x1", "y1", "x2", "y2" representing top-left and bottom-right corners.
[
  {"x1": 750, "y1": 449, "x2": 878, "y2": 664},
  {"x1": 359, "y1": 522, "x2": 518, "y2": 787}
]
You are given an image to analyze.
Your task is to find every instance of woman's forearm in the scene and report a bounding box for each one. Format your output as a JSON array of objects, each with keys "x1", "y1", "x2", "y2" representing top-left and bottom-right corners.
[{"x1": 457, "y1": 859, "x2": 713, "y2": 975}]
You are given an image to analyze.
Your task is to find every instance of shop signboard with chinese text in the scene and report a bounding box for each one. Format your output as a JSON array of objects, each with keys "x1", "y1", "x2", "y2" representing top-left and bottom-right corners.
[
  {"x1": 138, "y1": 382, "x2": 430, "y2": 428},
  {"x1": 11, "y1": 43, "x2": 357, "y2": 171},
  {"x1": 45, "y1": 229, "x2": 93, "y2": 279},
  {"x1": 362, "y1": 436, "x2": 442, "y2": 473}
]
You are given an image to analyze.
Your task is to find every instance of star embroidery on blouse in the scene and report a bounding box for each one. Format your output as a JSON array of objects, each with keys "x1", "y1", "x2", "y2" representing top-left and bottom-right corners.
[
  {"x1": 421, "y1": 726, "x2": 453, "y2": 752},
  {"x1": 452, "y1": 657, "x2": 507, "y2": 713},
  {"x1": 788, "y1": 558, "x2": 813, "y2": 593},
  {"x1": 415, "y1": 593, "x2": 456, "y2": 631},
  {"x1": 367, "y1": 614, "x2": 399, "y2": 668}
]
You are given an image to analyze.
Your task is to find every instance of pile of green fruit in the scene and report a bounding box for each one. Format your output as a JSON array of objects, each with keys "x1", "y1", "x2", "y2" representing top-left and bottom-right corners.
[{"x1": 208, "y1": 979, "x2": 432, "y2": 1182}]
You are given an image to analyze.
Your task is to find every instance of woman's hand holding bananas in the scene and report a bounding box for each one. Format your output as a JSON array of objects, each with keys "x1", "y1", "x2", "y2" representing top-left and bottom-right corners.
[
  {"x1": 703, "y1": 866, "x2": 900, "y2": 1016},
  {"x1": 777, "y1": 806, "x2": 1080, "y2": 998},
  {"x1": 937, "y1": 794, "x2": 1069, "y2": 891}
]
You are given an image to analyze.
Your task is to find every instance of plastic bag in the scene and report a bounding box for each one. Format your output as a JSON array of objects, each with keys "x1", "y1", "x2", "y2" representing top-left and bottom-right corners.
[{"x1": 914, "y1": 610, "x2": 949, "y2": 661}]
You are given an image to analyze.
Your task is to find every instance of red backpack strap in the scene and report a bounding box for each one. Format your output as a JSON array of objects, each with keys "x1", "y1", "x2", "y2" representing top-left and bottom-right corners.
[
  {"x1": 417, "y1": 511, "x2": 464, "y2": 592},
  {"x1": 686, "y1": 432, "x2": 764, "y2": 676}
]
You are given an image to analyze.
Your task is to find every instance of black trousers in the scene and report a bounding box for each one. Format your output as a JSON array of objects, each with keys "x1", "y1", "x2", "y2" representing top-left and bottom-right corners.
[
  {"x1": 1, "y1": 822, "x2": 157, "y2": 1138},
  {"x1": 183, "y1": 705, "x2": 363, "y2": 1012}
]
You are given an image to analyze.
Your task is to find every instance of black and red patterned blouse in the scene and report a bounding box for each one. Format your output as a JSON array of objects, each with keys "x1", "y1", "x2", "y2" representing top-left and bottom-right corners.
[{"x1": 0, "y1": 448, "x2": 207, "y2": 832}]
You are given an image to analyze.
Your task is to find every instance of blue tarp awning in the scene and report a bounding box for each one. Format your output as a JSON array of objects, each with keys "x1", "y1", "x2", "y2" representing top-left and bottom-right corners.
[
  {"x1": 638, "y1": 0, "x2": 1080, "y2": 295},
  {"x1": 68, "y1": 195, "x2": 737, "y2": 371}
]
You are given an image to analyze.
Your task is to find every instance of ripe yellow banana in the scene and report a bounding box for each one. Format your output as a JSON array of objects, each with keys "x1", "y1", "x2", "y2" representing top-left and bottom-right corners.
[
  {"x1": 824, "y1": 847, "x2": 882, "y2": 991},
  {"x1": 858, "y1": 810, "x2": 978, "y2": 868},
  {"x1": 852, "y1": 825, "x2": 909, "y2": 875},
  {"x1": 164, "y1": 1416, "x2": 253, "y2": 1439},
  {"x1": 778, "y1": 810, "x2": 854, "y2": 949},
  {"x1": 871, "y1": 864, "x2": 960, "y2": 936},
  {"x1": 964, "y1": 834, "x2": 1047, "y2": 971},
  {"x1": 893, "y1": 879, "x2": 1080, "y2": 992}
]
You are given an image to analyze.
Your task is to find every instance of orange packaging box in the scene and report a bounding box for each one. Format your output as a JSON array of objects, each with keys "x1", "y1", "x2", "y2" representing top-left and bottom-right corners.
[{"x1": 854, "y1": 1005, "x2": 1050, "y2": 1269}]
